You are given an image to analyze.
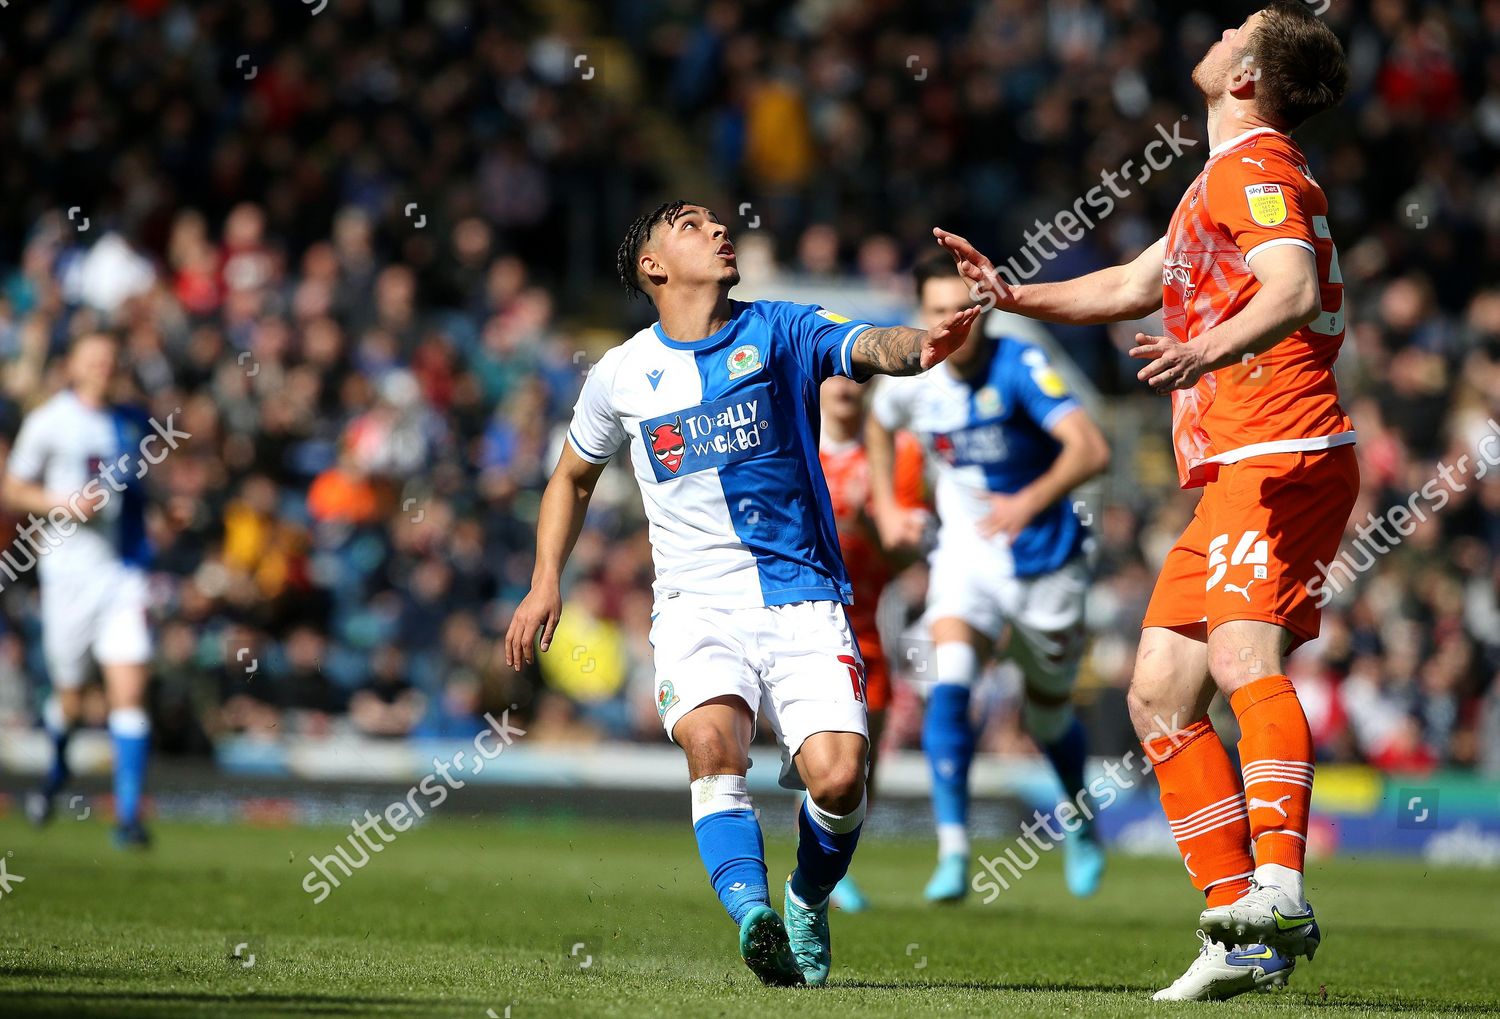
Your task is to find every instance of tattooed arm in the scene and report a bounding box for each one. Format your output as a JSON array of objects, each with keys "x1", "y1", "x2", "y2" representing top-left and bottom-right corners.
[{"x1": 849, "y1": 307, "x2": 979, "y2": 380}]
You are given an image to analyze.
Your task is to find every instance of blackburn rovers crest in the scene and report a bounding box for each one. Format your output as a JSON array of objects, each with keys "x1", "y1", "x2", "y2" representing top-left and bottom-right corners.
[{"x1": 656, "y1": 680, "x2": 679, "y2": 718}]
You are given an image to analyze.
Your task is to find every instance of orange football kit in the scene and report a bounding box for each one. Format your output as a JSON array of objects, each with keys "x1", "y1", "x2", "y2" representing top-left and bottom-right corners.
[
  {"x1": 820, "y1": 432, "x2": 925, "y2": 712},
  {"x1": 1140, "y1": 128, "x2": 1358, "y2": 905}
]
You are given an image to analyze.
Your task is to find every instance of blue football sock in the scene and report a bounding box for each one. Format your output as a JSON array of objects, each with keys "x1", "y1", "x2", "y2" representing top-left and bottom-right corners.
[
  {"x1": 790, "y1": 794, "x2": 865, "y2": 906},
  {"x1": 690, "y1": 775, "x2": 770, "y2": 925},
  {"x1": 1042, "y1": 715, "x2": 1091, "y2": 832},
  {"x1": 42, "y1": 728, "x2": 72, "y2": 798},
  {"x1": 924, "y1": 683, "x2": 976, "y2": 833},
  {"x1": 40, "y1": 697, "x2": 73, "y2": 797},
  {"x1": 109, "y1": 708, "x2": 151, "y2": 827}
]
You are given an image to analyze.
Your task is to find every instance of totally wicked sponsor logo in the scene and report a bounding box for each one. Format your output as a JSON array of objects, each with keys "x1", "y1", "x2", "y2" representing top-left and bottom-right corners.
[
  {"x1": 639, "y1": 386, "x2": 779, "y2": 482},
  {"x1": 931, "y1": 420, "x2": 1010, "y2": 467}
]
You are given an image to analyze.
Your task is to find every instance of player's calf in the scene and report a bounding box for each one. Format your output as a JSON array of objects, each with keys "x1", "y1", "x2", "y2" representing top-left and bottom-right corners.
[
  {"x1": 790, "y1": 732, "x2": 868, "y2": 907},
  {"x1": 30, "y1": 694, "x2": 78, "y2": 827},
  {"x1": 676, "y1": 702, "x2": 775, "y2": 938},
  {"x1": 922, "y1": 639, "x2": 980, "y2": 900},
  {"x1": 690, "y1": 774, "x2": 772, "y2": 926}
]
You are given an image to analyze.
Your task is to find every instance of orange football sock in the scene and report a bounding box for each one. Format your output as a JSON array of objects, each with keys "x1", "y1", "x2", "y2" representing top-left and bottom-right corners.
[
  {"x1": 1144, "y1": 717, "x2": 1253, "y2": 907},
  {"x1": 1231, "y1": 675, "x2": 1314, "y2": 873}
]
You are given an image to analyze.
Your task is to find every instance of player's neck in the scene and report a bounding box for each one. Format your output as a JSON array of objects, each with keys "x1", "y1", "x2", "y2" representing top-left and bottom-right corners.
[
  {"x1": 945, "y1": 344, "x2": 993, "y2": 386},
  {"x1": 654, "y1": 285, "x2": 734, "y2": 344},
  {"x1": 1205, "y1": 100, "x2": 1279, "y2": 153},
  {"x1": 71, "y1": 386, "x2": 108, "y2": 409}
]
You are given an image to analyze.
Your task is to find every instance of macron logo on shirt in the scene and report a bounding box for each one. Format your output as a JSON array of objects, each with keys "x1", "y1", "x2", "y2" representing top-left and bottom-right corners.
[{"x1": 639, "y1": 387, "x2": 776, "y2": 482}]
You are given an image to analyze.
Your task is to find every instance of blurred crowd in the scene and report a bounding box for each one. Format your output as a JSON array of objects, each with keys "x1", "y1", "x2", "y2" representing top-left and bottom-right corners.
[{"x1": 0, "y1": 0, "x2": 1496, "y2": 773}]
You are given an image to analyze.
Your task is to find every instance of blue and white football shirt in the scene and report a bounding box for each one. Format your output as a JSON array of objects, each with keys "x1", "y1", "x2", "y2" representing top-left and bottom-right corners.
[
  {"x1": 567, "y1": 299, "x2": 873, "y2": 608},
  {"x1": 873, "y1": 337, "x2": 1087, "y2": 578},
  {"x1": 7, "y1": 390, "x2": 153, "y2": 577}
]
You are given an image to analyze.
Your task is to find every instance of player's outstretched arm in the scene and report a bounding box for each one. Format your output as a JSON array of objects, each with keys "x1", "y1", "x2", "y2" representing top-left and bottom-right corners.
[
  {"x1": 1130, "y1": 245, "x2": 1323, "y2": 392},
  {"x1": 977, "y1": 408, "x2": 1111, "y2": 539},
  {"x1": 849, "y1": 307, "x2": 980, "y2": 380},
  {"x1": 933, "y1": 228, "x2": 1164, "y2": 326},
  {"x1": 503, "y1": 444, "x2": 606, "y2": 669}
]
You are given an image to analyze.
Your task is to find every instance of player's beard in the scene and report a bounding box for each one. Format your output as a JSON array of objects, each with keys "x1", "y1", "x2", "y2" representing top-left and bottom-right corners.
[
  {"x1": 1190, "y1": 44, "x2": 1235, "y2": 105},
  {"x1": 1190, "y1": 57, "x2": 1221, "y2": 99}
]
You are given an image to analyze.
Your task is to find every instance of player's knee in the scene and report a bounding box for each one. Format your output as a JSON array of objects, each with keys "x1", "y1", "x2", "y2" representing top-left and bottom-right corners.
[
  {"x1": 1022, "y1": 695, "x2": 1074, "y2": 745},
  {"x1": 1126, "y1": 673, "x2": 1185, "y2": 741},
  {"x1": 1127, "y1": 635, "x2": 1206, "y2": 739},
  {"x1": 1206, "y1": 641, "x2": 1281, "y2": 695},
  {"x1": 678, "y1": 728, "x2": 747, "y2": 777},
  {"x1": 806, "y1": 762, "x2": 866, "y2": 817}
]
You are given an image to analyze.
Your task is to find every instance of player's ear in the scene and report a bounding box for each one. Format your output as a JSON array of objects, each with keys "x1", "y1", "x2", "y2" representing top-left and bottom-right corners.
[
  {"x1": 1228, "y1": 53, "x2": 1259, "y2": 100},
  {"x1": 638, "y1": 251, "x2": 667, "y2": 290}
]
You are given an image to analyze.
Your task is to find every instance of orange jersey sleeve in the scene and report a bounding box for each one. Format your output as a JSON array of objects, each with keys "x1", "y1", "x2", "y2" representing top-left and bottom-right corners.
[{"x1": 1162, "y1": 129, "x2": 1354, "y2": 489}]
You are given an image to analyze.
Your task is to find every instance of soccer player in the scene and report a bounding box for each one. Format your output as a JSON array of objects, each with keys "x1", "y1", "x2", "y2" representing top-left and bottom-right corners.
[
  {"x1": 933, "y1": 2, "x2": 1353, "y2": 1000},
  {"x1": 504, "y1": 201, "x2": 977, "y2": 986},
  {"x1": 8, "y1": 332, "x2": 158, "y2": 847},
  {"x1": 867, "y1": 257, "x2": 1111, "y2": 903},
  {"x1": 816, "y1": 374, "x2": 926, "y2": 912}
]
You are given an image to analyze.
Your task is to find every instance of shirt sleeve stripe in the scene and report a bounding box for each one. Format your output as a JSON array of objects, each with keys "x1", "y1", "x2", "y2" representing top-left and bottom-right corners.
[
  {"x1": 1244, "y1": 237, "x2": 1315, "y2": 263},
  {"x1": 839, "y1": 325, "x2": 870, "y2": 378},
  {"x1": 1040, "y1": 399, "x2": 1082, "y2": 432},
  {"x1": 567, "y1": 428, "x2": 613, "y2": 464}
]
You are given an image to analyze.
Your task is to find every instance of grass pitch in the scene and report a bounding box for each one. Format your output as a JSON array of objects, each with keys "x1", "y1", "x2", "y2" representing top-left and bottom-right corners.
[{"x1": 1, "y1": 811, "x2": 1497, "y2": 1017}]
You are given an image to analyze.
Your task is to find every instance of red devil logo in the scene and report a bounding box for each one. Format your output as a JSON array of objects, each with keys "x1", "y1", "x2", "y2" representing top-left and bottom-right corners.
[
  {"x1": 649, "y1": 417, "x2": 685, "y2": 473},
  {"x1": 933, "y1": 432, "x2": 956, "y2": 464}
]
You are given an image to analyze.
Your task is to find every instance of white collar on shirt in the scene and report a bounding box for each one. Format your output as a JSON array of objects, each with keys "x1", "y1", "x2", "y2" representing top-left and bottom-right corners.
[{"x1": 1208, "y1": 126, "x2": 1286, "y2": 159}]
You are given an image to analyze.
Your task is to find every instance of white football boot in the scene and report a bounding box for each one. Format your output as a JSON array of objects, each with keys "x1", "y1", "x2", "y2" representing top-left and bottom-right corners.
[
  {"x1": 1152, "y1": 931, "x2": 1296, "y2": 1001},
  {"x1": 1199, "y1": 878, "x2": 1321, "y2": 959}
]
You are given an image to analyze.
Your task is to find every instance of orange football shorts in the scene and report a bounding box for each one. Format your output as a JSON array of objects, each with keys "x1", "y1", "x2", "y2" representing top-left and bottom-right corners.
[{"x1": 1142, "y1": 446, "x2": 1359, "y2": 649}]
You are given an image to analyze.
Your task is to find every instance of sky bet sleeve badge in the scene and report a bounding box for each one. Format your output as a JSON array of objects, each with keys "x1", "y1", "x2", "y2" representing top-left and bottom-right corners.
[{"x1": 1243, "y1": 183, "x2": 1288, "y2": 227}]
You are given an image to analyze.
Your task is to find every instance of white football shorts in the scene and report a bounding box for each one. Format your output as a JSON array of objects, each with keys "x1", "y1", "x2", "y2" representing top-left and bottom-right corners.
[
  {"x1": 650, "y1": 598, "x2": 868, "y2": 790},
  {"x1": 926, "y1": 542, "x2": 1089, "y2": 697},
  {"x1": 42, "y1": 564, "x2": 153, "y2": 688}
]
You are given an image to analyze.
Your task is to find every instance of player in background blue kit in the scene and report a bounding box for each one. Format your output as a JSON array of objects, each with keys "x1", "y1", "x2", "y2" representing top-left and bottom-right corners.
[
  {"x1": 504, "y1": 202, "x2": 978, "y2": 987},
  {"x1": 867, "y1": 257, "x2": 1111, "y2": 901},
  {"x1": 7, "y1": 332, "x2": 160, "y2": 848}
]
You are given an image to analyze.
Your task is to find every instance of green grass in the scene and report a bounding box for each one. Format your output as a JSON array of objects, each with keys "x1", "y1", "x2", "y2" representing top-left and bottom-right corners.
[{"x1": 1, "y1": 813, "x2": 1497, "y2": 1017}]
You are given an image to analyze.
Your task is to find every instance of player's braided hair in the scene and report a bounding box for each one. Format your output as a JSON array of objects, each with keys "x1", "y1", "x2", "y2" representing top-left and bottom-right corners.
[
  {"x1": 616, "y1": 199, "x2": 687, "y2": 300},
  {"x1": 1246, "y1": 0, "x2": 1348, "y2": 130}
]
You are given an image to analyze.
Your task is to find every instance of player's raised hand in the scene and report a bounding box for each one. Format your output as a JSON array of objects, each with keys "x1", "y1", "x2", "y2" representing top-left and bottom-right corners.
[
  {"x1": 1130, "y1": 333, "x2": 1206, "y2": 392},
  {"x1": 933, "y1": 227, "x2": 1016, "y2": 311},
  {"x1": 919, "y1": 305, "x2": 981, "y2": 370},
  {"x1": 504, "y1": 584, "x2": 562, "y2": 668}
]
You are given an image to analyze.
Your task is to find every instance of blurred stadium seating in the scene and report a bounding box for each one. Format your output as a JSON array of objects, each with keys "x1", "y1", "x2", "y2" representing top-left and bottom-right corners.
[{"x1": 0, "y1": 1, "x2": 1497, "y2": 853}]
